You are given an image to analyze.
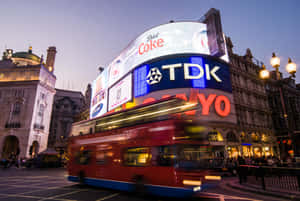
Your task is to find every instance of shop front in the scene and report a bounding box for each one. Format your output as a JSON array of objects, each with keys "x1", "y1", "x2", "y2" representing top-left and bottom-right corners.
[
  {"x1": 242, "y1": 143, "x2": 252, "y2": 157},
  {"x1": 227, "y1": 146, "x2": 239, "y2": 158}
]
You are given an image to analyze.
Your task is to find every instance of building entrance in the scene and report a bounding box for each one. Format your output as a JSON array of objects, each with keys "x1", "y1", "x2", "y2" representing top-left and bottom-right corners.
[
  {"x1": 2, "y1": 135, "x2": 20, "y2": 159},
  {"x1": 31, "y1": 141, "x2": 39, "y2": 157}
]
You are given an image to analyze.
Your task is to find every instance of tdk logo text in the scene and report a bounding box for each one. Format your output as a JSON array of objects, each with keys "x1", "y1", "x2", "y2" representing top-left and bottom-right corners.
[{"x1": 146, "y1": 63, "x2": 221, "y2": 85}]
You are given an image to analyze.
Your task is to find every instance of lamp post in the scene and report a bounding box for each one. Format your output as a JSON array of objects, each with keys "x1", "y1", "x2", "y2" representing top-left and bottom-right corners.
[{"x1": 259, "y1": 53, "x2": 297, "y2": 159}]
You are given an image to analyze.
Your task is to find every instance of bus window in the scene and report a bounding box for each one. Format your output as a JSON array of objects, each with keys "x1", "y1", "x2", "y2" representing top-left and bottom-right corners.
[
  {"x1": 123, "y1": 147, "x2": 151, "y2": 166},
  {"x1": 176, "y1": 145, "x2": 216, "y2": 169},
  {"x1": 75, "y1": 150, "x2": 91, "y2": 165},
  {"x1": 96, "y1": 150, "x2": 112, "y2": 165},
  {"x1": 153, "y1": 146, "x2": 176, "y2": 166}
]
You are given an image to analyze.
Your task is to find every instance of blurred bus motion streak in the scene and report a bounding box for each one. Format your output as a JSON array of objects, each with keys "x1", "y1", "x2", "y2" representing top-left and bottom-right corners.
[{"x1": 67, "y1": 97, "x2": 222, "y2": 197}]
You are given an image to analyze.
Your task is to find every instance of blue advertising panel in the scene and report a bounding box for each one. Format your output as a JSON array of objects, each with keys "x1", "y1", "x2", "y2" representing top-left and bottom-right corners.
[{"x1": 134, "y1": 55, "x2": 232, "y2": 97}]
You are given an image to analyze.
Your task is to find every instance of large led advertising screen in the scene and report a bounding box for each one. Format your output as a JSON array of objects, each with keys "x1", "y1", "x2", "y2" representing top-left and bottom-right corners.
[
  {"x1": 107, "y1": 21, "x2": 229, "y2": 88},
  {"x1": 134, "y1": 55, "x2": 231, "y2": 98},
  {"x1": 90, "y1": 12, "x2": 229, "y2": 119}
]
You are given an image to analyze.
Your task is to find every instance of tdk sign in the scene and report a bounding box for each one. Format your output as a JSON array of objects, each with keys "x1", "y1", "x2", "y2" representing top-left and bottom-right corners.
[
  {"x1": 134, "y1": 55, "x2": 232, "y2": 97},
  {"x1": 147, "y1": 63, "x2": 221, "y2": 84}
]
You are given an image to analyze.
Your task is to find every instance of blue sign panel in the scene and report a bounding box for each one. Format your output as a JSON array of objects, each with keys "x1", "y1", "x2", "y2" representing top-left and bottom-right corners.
[{"x1": 134, "y1": 55, "x2": 232, "y2": 97}]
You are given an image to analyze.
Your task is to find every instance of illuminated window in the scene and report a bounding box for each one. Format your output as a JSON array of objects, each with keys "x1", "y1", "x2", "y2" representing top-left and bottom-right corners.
[
  {"x1": 240, "y1": 131, "x2": 246, "y2": 141},
  {"x1": 261, "y1": 134, "x2": 269, "y2": 142},
  {"x1": 251, "y1": 132, "x2": 260, "y2": 142},
  {"x1": 123, "y1": 147, "x2": 151, "y2": 166},
  {"x1": 190, "y1": 57, "x2": 205, "y2": 88},
  {"x1": 134, "y1": 65, "x2": 149, "y2": 97},
  {"x1": 208, "y1": 130, "x2": 223, "y2": 142},
  {"x1": 96, "y1": 150, "x2": 112, "y2": 165}
]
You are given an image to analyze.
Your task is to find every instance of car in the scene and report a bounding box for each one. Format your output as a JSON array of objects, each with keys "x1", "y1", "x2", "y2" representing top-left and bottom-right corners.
[{"x1": 25, "y1": 153, "x2": 61, "y2": 168}]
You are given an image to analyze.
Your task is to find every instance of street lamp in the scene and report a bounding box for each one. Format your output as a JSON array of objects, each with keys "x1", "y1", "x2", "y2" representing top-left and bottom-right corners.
[
  {"x1": 270, "y1": 52, "x2": 281, "y2": 80},
  {"x1": 259, "y1": 64, "x2": 270, "y2": 80},
  {"x1": 269, "y1": 53, "x2": 297, "y2": 79},
  {"x1": 260, "y1": 53, "x2": 297, "y2": 159},
  {"x1": 270, "y1": 52, "x2": 280, "y2": 68},
  {"x1": 286, "y1": 58, "x2": 297, "y2": 78}
]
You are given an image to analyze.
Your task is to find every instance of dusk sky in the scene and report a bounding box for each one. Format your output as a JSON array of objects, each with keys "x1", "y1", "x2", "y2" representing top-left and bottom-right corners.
[{"x1": 1, "y1": 0, "x2": 299, "y2": 93}]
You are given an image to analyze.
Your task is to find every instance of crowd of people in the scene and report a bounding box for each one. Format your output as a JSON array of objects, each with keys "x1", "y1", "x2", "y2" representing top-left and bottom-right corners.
[
  {"x1": 0, "y1": 152, "x2": 25, "y2": 169},
  {"x1": 222, "y1": 155, "x2": 299, "y2": 176},
  {"x1": 227, "y1": 155, "x2": 297, "y2": 168}
]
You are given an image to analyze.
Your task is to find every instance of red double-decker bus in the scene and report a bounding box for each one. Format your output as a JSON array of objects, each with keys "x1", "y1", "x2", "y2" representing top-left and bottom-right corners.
[{"x1": 67, "y1": 98, "x2": 222, "y2": 197}]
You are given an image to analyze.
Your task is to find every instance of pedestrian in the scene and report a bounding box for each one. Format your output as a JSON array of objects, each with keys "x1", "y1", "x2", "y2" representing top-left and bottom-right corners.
[
  {"x1": 267, "y1": 156, "x2": 274, "y2": 166},
  {"x1": 237, "y1": 156, "x2": 247, "y2": 184}
]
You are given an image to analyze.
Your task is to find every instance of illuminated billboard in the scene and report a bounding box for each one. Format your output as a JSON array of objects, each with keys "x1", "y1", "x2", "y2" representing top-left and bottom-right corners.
[
  {"x1": 107, "y1": 21, "x2": 229, "y2": 88},
  {"x1": 108, "y1": 73, "x2": 132, "y2": 111},
  {"x1": 134, "y1": 55, "x2": 231, "y2": 98},
  {"x1": 90, "y1": 68, "x2": 108, "y2": 118},
  {"x1": 91, "y1": 10, "x2": 230, "y2": 119}
]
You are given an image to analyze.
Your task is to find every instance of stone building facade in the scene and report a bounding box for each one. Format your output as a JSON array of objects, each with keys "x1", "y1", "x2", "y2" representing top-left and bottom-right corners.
[
  {"x1": 265, "y1": 71, "x2": 300, "y2": 158},
  {"x1": 0, "y1": 47, "x2": 56, "y2": 158},
  {"x1": 226, "y1": 37, "x2": 277, "y2": 158},
  {"x1": 48, "y1": 89, "x2": 84, "y2": 153},
  {"x1": 75, "y1": 83, "x2": 91, "y2": 122}
]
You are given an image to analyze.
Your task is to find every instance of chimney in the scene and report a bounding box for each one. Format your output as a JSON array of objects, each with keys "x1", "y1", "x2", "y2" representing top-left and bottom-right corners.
[{"x1": 45, "y1": 46, "x2": 57, "y2": 73}]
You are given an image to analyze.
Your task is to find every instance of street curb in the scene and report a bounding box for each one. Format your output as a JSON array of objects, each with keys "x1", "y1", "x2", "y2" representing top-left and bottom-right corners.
[{"x1": 226, "y1": 181, "x2": 300, "y2": 200}]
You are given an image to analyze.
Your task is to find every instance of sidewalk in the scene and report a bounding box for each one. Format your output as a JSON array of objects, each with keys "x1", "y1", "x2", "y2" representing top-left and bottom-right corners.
[{"x1": 225, "y1": 177, "x2": 300, "y2": 200}]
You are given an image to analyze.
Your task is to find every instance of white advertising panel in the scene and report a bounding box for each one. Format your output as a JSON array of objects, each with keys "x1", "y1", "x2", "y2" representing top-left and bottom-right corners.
[
  {"x1": 90, "y1": 68, "x2": 108, "y2": 118},
  {"x1": 107, "y1": 22, "x2": 214, "y2": 87},
  {"x1": 108, "y1": 73, "x2": 132, "y2": 111}
]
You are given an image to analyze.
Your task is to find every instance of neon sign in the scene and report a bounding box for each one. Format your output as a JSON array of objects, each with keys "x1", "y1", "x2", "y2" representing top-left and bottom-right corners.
[{"x1": 142, "y1": 92, "x2": 231, "y2": 117}]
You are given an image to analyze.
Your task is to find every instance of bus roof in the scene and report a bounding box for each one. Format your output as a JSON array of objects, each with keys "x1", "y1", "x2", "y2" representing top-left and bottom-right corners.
[
  {"x1": 70, "y1": 97, "x2": 198, "y2": 137},
  {"x1": 73, "y1": 96, "x2": 184, "y2": 126}
]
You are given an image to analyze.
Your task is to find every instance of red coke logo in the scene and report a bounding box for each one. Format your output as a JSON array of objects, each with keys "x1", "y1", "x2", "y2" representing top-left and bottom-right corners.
[{"x1": 138, "y1": 33, "x2": 164, "y2": 55}]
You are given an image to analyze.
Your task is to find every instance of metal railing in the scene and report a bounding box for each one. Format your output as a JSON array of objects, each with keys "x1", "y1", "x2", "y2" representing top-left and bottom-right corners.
[{"x1": 238, "y1": 165, "x2": 300, "y2": 192}]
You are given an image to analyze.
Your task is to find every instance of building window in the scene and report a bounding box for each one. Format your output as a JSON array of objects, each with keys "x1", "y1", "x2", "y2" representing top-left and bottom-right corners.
[
  {"x1": 261, "y1": 134, "x2": 269, "y2": 142},
  {"x1": 227, "y1": 132, "x2": 239, "y2": 142},
  {"x1": 5, "y1": 122, "x2": 21, "y2": 128},
  {"x1": 240, "y1": 132, "x2": 246, "y2": 141},
  {"x1": 13, "y1": 102, "x2": 21, "y2": 115},
  {"x1": 38, "y1": 104, "x2": 45, "y2": 117},
  {"x1": 208, "y1": 130, "x2": 224, "y2": 142},
  {"x1": 251, "y1": 133, "x2": 260, "y2": 142}
]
